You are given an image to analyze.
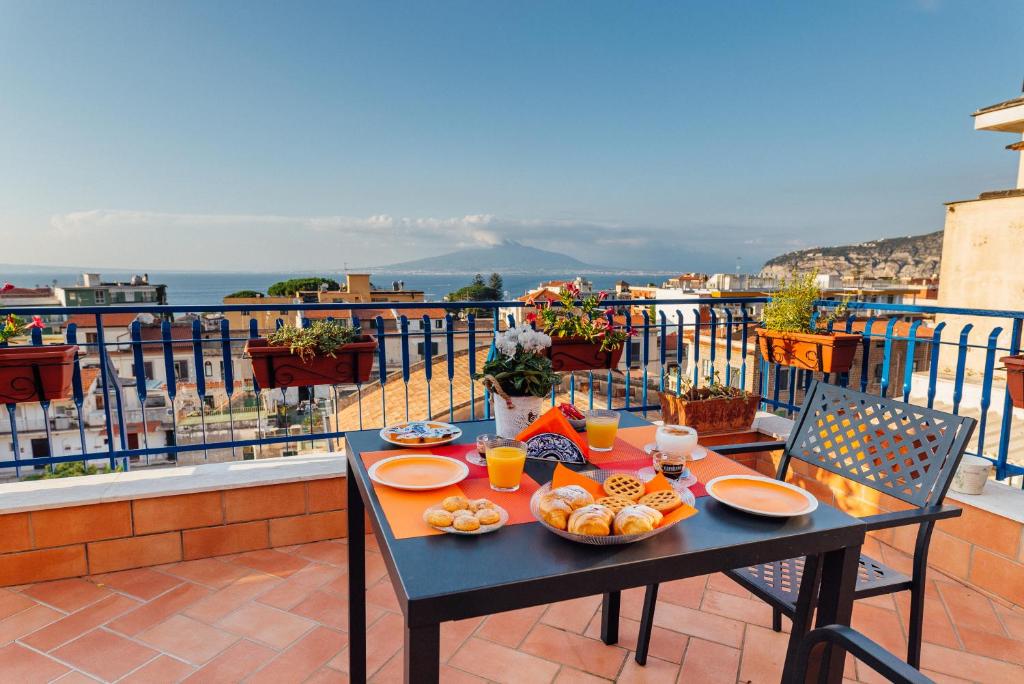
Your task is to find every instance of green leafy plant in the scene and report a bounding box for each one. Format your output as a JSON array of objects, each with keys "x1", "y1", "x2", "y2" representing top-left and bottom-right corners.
[
  {"x1": 0, "y1": 313, "x2": 44, "y2": 344},
  {"x1": 530, "y1": 281, "x2": 632, "y2": 352},
  {"x1": 25, "y1": 462, "x2": 121, "y2": 480},
  {"x1": 761, "y1": 271, "x2": 848, "y2": 334},
  {"x1": 226, "y1": 290, "x2": 264, "y2": 298},
  {"x1": 475, "y1": 324, "x2": 559, "y2": 398},
  {"x1": 672, "y1": 372, "x2": 754, "y2": 401},
  {"x1": 268, "y1": 320, "x2": 364, "y2": 361},
  {"x1": 267, "y1": 277, "x2": 341, "y2": 297},
  {"x1": 445, "y1": 273, "x2": 504, "y2": 317}
]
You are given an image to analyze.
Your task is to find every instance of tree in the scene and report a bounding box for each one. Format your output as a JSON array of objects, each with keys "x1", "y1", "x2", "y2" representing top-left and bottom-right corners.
[
  {"x1": 488, "y1": 272, "x2": 504, "y2": 295},
  {"x1": 446, "y1": 272, "x2": 504, "y2": 317},
  {"x1": 267, "y1": 277, "x2": 341, "y2": 297},
  {"x1": 226, "y1": 290, "x2": 264, "y2": 299}
]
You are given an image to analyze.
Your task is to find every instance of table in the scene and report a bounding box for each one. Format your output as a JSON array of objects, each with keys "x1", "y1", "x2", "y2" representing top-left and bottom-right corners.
[{"x1": 346, "y1": 414, "x2": 865, "y2": 683}]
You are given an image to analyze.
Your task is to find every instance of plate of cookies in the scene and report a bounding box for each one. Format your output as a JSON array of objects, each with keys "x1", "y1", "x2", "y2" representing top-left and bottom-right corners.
[
  {"x1": 423, "y1": 495, "x2": 509, "y2": 535},
  {"x1": 530, "y1": 470, "x2": 696, "y2": 545},
  {"x1": 380, "y1": 421, "x2": 463, "y2": 447}
]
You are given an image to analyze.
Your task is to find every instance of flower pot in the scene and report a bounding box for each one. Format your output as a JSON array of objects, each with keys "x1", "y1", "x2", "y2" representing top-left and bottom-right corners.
[
  {"x1": 244, "y1": 335, "x2": 377, "y2": 389},
  {"x1": 546, "y1": 336, "x2": 624, "y2": 372},
  {"x1": 492, "y1": 394, "x2": 543, "y2": 438},
  {"x1": 950, "y1": 455, "x2": 992, "y2": 495},
  {"x1": 1003, "y1": 355, "x2": 1024, "y2": 409},
  {"x1": 658, "y1": 391, "x2": 760, "y2": 434},
  {"x1": 756, "y1": 329, "x2": 861, "y2": 374},
  {"x1": 0, "y1": 345, "x2": 78, "y2": 404}
]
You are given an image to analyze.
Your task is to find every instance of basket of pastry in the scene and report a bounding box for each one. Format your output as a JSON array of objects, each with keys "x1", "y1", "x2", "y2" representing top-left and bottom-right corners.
[
  {"x1": 423, "y1": 495, "x2": 509, "y2": 535},
  {"x1": 529, "y1": 466, "x2": 698, "y2": 545}
]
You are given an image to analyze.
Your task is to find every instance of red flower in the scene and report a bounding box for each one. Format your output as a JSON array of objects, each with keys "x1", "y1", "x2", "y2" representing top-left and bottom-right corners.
[
  {"x1": 525, "y1": 311, "x2": 538, "y2": 324},
  {"x1": 27, "y1": 316, "x2": 45, "y2": 329},
  {"x1": 603, "y1": 307, "x2": 614, "y2": 317},
  {"x1": 0, "y1": 283, "x2": 14, "y2": 293},
  {"x1": 598, "y1": 290, "x2": 608, "y2": 301},
  {"x1": 627, "y1": 326, "x2": 637, "y2": 336}
]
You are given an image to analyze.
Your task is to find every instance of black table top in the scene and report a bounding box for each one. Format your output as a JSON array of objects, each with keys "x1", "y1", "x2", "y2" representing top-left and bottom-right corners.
[{"x1": 346, "y1": 413, "x2": 865, "y2": 626}]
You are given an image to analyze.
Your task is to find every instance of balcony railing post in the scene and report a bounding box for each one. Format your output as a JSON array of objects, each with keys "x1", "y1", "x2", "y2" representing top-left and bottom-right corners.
[{"x1": 996, "y1": 317, "x2": 1023, "y2": 480}]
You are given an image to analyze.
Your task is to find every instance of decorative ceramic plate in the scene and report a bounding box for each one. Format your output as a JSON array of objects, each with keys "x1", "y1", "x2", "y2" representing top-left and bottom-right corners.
[
  {"x1": 643, "y1": 442, "x2": 707, "y2": 462},
  {"x1": 705, "y1": 475, "x2": 818, "y2": 517},
  {"x1": 368, "y1": 454, "x2": 469, "y2": 491},
  {"x1": 379, "y1": 421, "x2": 463, "y2": 448},
  {"x1": 422, "y1": 504, "x2": 509, "y2": 536}
]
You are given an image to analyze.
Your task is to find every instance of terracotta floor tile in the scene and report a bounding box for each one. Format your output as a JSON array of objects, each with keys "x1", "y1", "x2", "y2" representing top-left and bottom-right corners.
[
  {"x1": 937, "y1": 582, "x2": 1008, "y2": 636},
  {"x1": 440, "y1": 617, "x2": 485, "y2": 662},
  {"x1": 158, "y1": 558, "x2": 252, "y2": 589},
  {"x1": 365, "y1": 577, "x2": 401, "y2": 613},
  {"x1": 851, "y1": 602, "x2": 907, "y2": 660},
  {"x1": 107, "y1": 581, "x2": 213, "y2": 636},
  {"x1": 0, "y1": 604, "x2": 63, "y2": 645},
  {"x1": 616, "y1": 654, "x2": 679, "y2": 683},
  {"x1": 449, "y1": 636, "x2": 561, "y2": 684},
  {"x1": 997, "y1": 606, "x2": 1024, "y2": 641},
  {"x1": 677, "y1": 637, "x2": 740, "y2": 683},
  {"x1": 553, "y1": 667, "x2": 612, "y2": 683},
  {"x1": 52, "y1": 672, "x2": 101, "y2": 684},
  {"x1": 230, "y1": 549, "x2": 310, "y2": 578},
  {"x1": 706, "y1": 573, "x2": 750, "y2": 598},
  {"x1": 920, "y1": 642, "x2": 1024, "y2": 683},
  {"x1": 217, "y1": 602, "x2": 316, "y2": 649},
  {"x1": 475, "y1": 605, "x2": 546, "y2": 648},
  {"x1": 90, "y1": 567, "x2": 183, "y2": 601},
  {"x1": 958, "y1": 624, "x2": 1024, "y2": 665},
  {"x1": 918, "y1": 669, "x2": 973, "y2": 684},
  {"x1": 520, "y1": 623, "x2": 628, "y2": 679},
  {"x1": 700, "y1": 589, "x2": 776, "y2": 630},
  {"x1": 892, "y1": 591, "x2": 960, "y2": 650},
  {"x1": 0, "y1": 588, "x2": 35, "y2": 620},
  {"x1": 541, "y1": 596, "x2": 603, "y2": 634},
  {"x1": 287, "y1": 562, "x2": 344, "y2": 589},
  {"x1": 364, "y1": 552, "x2": 389, "y2": 585},
  {"x1": 255, "y1": 576, "x2": 318, "y2": 610},
  {"x1": 583, "y1": 613, "x2": 689, "y2": 664},
  {"x1": 738, "y1": 624, "x2": 790, "y2": 684},
  {"x1": 308, "y1": 666, "x2": 352, "y2": 683},
  {"x1": 181, "y1": 571, "x2": 280, "y2": 623},
  {"x1": 181, "y1": 639, "x2": 278, "y2": 683},
  {"x1": 292, "y1": 588, "x2": 383, "y2": 632},
  {"x1": 291, "y1": 540, "x2": 349, "y2": 567},
  {"x1": 657, "y1": 576, "x2": 707, "y2": 610},
  {"x1": 52, "y1": 628, "x2": 160, "y2": 681},
  {"x1": 138, "y1": 613, "x2": 240, "y2": 664},
  {"x1": 330, "y1": 612, "x2": 401, "y2": 677},
  {"x1": 649, "y1": 601, "x2": 745, "y2": 648},
  {"x1": 22, "y1": 578, "x2": 109, "y2": 612},
  {"x1": 617, "y1": 587, "x2": 648, "y2": 622},
  {"x1": 21, "y1": 593, "x2": 140, "y2": 652},
  {"x1": 119, "y1": 654, "x2": 196, "y2": 683},
  {"x1": 0, "y1": 642, "x2": 70, "y2": 682},
  {"x1": 247, "y1": 626, "x2": 348, "y2": 684}
]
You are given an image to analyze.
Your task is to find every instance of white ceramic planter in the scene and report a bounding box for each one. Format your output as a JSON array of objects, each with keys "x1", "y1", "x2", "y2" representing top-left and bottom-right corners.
[
  {"x1": 493, "y1": 395, "x2": 543, "y2": 438},
  {"x1": 951, "y1": 455, "x2": 992, "y2": 495}
]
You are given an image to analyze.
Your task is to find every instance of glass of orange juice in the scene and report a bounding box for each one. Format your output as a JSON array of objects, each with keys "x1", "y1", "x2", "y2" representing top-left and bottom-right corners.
[
  {"x1": 485, "y1": 438, "x2": 528, "y2": 492},
  {"x1": 585, "y1": 409, "x2": 620, "y2": 452}
]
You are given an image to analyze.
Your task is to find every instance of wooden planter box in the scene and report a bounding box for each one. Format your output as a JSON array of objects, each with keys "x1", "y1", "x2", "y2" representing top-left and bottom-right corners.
[
  {"x1": 546, "y1": 336, "x2": 624, "y2": 372},
  {"x1": 0, "y1": 345, "x2": 78, "y2": 404},
  {"x1": 245, "y1": 336, "x2": 377, "y2": 389},
  {"x1": 658, "y1": 390, "x2": 760, "y2": 434},
  {"x1": 756, "y1": 328, "x2": 861, "y2": 374},
  {"x1": 1003, "y1": 355, "x2": 1024, "y2": 409}
]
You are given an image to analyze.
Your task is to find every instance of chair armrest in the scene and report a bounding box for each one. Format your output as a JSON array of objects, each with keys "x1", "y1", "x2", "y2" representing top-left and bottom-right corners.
[
  {"x1": 787, "y1": 624, "x2": 933, "y2": 684},
  {"x1": 860, "y1": 505, "x2": 961, "y2": 532},
  {"x1": 711, "y1": 441, "x2": 787, "y2": 456}
]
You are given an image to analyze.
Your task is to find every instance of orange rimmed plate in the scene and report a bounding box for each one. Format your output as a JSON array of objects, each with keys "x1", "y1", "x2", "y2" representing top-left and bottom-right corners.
[
  {"x1": 705, "y1": 475, "x2": 818, "y2": 518},
  {"x1": 368, "y1": 454, "x2": 469, "y2": 491}
]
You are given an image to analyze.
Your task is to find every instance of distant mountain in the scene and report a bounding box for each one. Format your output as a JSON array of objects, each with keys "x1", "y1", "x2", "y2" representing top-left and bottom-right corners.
[
  {"x1": 375, "y1": 241, "x2": 608, "y2": 274},
  {"x1": 760, "y1": 230, "x2": 943, "y2": 280}
]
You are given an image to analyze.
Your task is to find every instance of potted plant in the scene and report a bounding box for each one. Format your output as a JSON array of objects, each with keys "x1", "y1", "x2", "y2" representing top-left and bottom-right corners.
[
  {"x1": 0, "y1": 313, "x2": 78, "y2": 404},
  {"x1": 757, "y1": 272, "x2": 859, "y2": 374},
  {"x1": 658, "y1": 373, "x2": 760, "y2": 434},
  {"x1": 475, "y1": 323, "x2": 560, "y2": 437},
  {"x1": 244, "y1": 320, "x2": 377, "y2": 389},
  {"x1": 1003, "y1": 354, "x2": 1024, "y2": 409},
  {"x1": 529, "y1": 281, "x2": 632, "y2": 372}
]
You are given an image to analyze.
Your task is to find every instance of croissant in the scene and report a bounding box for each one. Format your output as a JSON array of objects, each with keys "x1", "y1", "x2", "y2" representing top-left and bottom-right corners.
[
  {"x1": 614, "y1": 504, "x2": 664, "y2": 535},
  {"x1": 539, "y1": 495, "x2": 574, "y2": 530},
  {"x1": 551, "y1": 485, "x2": 594, "y2": 510},
  {"x1": 568, "y1": 504, "x2": 614, "y2": 536}
]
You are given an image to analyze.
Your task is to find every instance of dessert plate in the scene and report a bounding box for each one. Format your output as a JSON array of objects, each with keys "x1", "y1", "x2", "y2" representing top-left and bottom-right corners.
[
  {"x1": 379, "y1": 421, "x2": 462, "y2": 447},
  {"x1": 422, "y1": 504, "x2": 509, "y2": 535},
  {"x1": 368, "y1": 454, "x2": 469, "y2": 491},
  {"x1": 705, "y1": 475, "x2": 818, "y2": 517}
]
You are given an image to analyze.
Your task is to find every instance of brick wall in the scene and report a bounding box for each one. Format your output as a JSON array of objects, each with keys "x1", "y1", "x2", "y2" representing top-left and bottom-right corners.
[{"x1": 0, "y1": 477, "x2": 347, "y2": 586}]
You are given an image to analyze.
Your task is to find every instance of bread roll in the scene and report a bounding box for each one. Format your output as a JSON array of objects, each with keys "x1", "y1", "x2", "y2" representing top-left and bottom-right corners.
[
  {"x1": 551, "y1": 485, "x2": 594, "y2": 510},
  {"x1": 613, "y1": 504, "x2": 664, "y2": 535},
  {"x1": 568, "y1": 504, "x2": 614, "y2": 536},
  {"x1": 539, "y1": 495, "x2": 574, "y2": 530}
]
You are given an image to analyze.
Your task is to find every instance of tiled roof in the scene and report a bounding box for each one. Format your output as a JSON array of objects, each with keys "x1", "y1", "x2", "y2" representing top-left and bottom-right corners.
[
  {"x1": 78, "y1": 367, "x2": 101, "y2": 393},
  {"x1": 63, "y1": 312, "x2": 141, "y2": 328}
]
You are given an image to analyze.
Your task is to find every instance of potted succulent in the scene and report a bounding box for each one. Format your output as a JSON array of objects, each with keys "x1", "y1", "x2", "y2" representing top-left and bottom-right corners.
[
  {"x1": 476, "y1": 323, "x2": 560, "y2": 437},
  {"x1": 529, "y1": 281, "x2": 632, "y2": 372},
  {"x1": 0, "y1": 313, "x2": 78, "y2": 404},
  {"x1": 1003, "y1": 354, "x2": 1024, "y2": 409},
  {"x1": 757, "y1": 272, "x2": 859, "y2": 374},
  {"x1": 245, "y1": 320, "x2": 377, "y2": 388},
  {"x1": 658, "y1": 373, "x2": 760, "y2": 434}
]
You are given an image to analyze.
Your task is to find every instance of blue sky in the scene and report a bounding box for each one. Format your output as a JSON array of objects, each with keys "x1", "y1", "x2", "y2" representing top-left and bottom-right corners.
[{"x1": 1, "y1": 1, "x2": 1022, "y2": 272}]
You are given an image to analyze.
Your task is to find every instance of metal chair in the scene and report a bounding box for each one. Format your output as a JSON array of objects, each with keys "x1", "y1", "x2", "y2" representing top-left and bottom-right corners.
[
  {"x1": 787, "y1": 624, "x2": 934, "y2": 684},
  {"x1": 634, "y1": 381, "x2": 977, "y2": 670}
]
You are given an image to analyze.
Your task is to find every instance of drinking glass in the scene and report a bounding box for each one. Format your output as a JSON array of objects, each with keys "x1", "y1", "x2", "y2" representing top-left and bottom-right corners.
[
  {"x1": 465, "y1": 433, "x2": 492, "y2": 466},
  {"x1": 585, "y1": 409, "x2": 620, "y2": 452},
  {"x1": 485, "y1": 438, "x2": 528, "y2": 492}
]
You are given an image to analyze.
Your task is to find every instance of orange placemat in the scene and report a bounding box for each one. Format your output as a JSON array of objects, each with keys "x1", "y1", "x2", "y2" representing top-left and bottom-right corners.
[{"x1": 360, "y1": 447, "x2": 541, "y2": 539}]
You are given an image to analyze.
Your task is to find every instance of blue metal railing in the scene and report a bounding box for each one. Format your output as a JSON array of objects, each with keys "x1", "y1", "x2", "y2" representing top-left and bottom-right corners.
[{"x1": 0, "y1": 296, "x2": 1020, "y2": 483}]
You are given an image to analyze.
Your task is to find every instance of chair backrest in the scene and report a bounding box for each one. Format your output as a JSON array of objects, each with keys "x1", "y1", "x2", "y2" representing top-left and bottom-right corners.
[{"x1": 782, "y1": 381, "x2": 977, "y2": 508}]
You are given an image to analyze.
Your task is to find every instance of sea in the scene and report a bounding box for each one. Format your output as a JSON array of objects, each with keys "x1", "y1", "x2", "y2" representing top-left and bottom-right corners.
[{"x1": 7, "y1": 270, "x2": 676, "y2": 308}]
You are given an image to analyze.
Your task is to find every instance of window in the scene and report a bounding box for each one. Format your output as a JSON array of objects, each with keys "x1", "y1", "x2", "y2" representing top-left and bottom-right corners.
[
  {"x1": 220, "y1": 360, "x2": 226, "y2": 378},
  {"x1": 204, "y1": 361, "x2": 213, "y2": 377},
  {"x1": 777, "y1": 370, "x2": 790, "y2": 392},
  {"x1": 94, "y1": 290, "x2": 106, "y2": 304},
  {"x1": 873, "y1": 363, "x2": 884, "y2": 383},
  {"x1": 629, "y1": 341, "x2": 642, "y2": 367},
  {"x1": 85, "y1": 332, "x2": 98, "y2": 345},
  {"x1": 95, "y1": 394, "x2": 105, "y2": 410},
  {"x1": 417, "y1": 342, "x2": 439, "y2": 357},
  {"x1": 131, "y1": 361, "x2": 155, "y2": 381},
  {"x1": 173, "y1": 360, "x2": 190, "y2": 381},
  {"x1": 435, "y1": 320, "x2": 443, "y2": 329}
]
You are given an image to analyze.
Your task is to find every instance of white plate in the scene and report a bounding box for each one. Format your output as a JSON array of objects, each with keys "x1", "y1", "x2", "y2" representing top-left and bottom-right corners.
[
  {"x1": 422, "y1": 503, "x2": 509, "y2": 535},
  {"x1": 379, "y1": 421, "x2": 463, "y2": 448},
  {"x1": 368, "y1": 454, "x2": 469, "y2": 491},
  {"x1": 643, "y1": 442, "x2": 707, "y2": 462},
  {"x1": 705, "y1": 475, "x2": 818, "y2": 518}
]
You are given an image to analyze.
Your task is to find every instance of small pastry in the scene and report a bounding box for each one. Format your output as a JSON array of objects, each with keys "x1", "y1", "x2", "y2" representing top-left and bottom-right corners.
[
  {"x1": 453, "y1": 514, "x2": 481, "y2": 532},
  {"x1": 442, "y1": 495, "x2": 471, "y2": 512},
  {"x1": 550, "y1": 485, "x2": 594, "y2": 509},
  {"x1": 638, "y1": 489, "x2": 683, "y2": 514},
  {"x1": 470, "y1": 498, "x2": 497, "y2": 512},
  {"x1": 568, "y1": 504, "x2": 614, "y2": 536},
  {"x1": 475, "y1": 508, "x2": 501, "y2": 525},
  {"x1": 614, "y1": 504, "x2": 663, "y2": 535},
  {"x1": 595, "y1": 495, "x2": 634, "y2": 514},
  {"x1": 539, "y1": 496, "x2": 574, "y2": 530},
  {"x1": 602, "y1": 474, "x2": 645, "y2": 501},
  {"x1": 426, "y1": 509, "x2": 455, "y2": 528}
]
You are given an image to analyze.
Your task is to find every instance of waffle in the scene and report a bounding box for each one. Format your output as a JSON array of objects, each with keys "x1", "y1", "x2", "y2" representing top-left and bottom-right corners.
[
  {"x1": 594, "y1": 495, "x2": 635, "y2": 514},
  {"x1": 638, "y1": 489, "x2": 683, "y2": 513},
  {"x1": 602, "y1": 474, "x2": 645, "y2": 501}
]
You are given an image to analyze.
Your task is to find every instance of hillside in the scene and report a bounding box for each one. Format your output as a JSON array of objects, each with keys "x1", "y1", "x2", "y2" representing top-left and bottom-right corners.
[
  {"x1": 760, "y1": 230, "x2": 943, "y2": 279},
  {"x1": 376, "y1": 240, "x2": 606, "y2": 274}
]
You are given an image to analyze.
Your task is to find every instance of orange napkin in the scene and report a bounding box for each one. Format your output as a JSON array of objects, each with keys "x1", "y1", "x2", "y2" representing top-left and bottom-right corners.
[
  {"x1": 516, "y1": 407, "x2": 590, "y2": 463},
  {"x1": 550, "y1": 464, "x2": 698, "y2": 527}
]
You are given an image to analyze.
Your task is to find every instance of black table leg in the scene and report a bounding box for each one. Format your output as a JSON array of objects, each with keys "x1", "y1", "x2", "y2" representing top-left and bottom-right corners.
[
  {"x1": 600, "y1": 591, "x2": 620, "y2": 645},
  {"x1": 404, "y1": 622, "x2": 440, "y2": 683},
  {"x1": 347, "y1": 465, "x2": 367, "y2": 684}
]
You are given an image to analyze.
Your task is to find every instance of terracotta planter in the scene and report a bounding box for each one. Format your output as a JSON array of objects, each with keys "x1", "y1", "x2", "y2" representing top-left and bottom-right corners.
[
  {"x1": 756, "y1": 328, "x2": 861, "y2": 374},
  {"x1": 658, "y1": 391, "x2": 760, "y2": 434},
  {"x1": 0, "y1": 345, "x2": 78, "y2": 404},
  {"x1": 546, "y1": 336, "x2": 624, "y2": 372},
  {"x1": 245, "y1": 335, "x2": 377, "y2": 388},
  {"x1": 1003, "y1": 355, "x2": 1024, "y2": 409}
]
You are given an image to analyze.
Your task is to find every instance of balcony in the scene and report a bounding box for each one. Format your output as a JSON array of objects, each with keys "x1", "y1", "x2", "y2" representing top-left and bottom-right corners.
[{"x1": 0, "y1": 297, "x2": 1022, "y2": 682}]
